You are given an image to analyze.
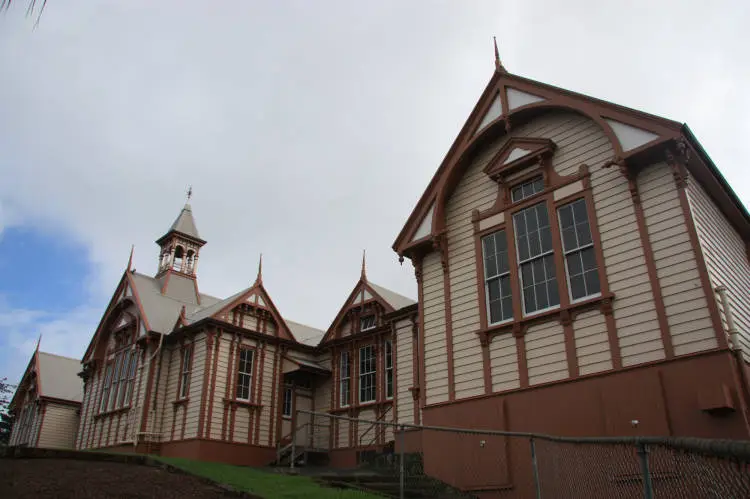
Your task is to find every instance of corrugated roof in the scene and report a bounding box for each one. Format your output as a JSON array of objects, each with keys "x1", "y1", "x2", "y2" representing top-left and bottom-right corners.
[
  {"x1": 368, "y1": 282, "x2": 416, "y2": 311},
  {"x1": 37, "y1": 352, "x2": 82, "y2": 403},
  {"x1": 168, "y1": 203, "x2": 201, "y2": 240},
  {"x1": 130, "y1": 272, "x2": 219, "y2": 333},
  {"x1": 286, "y1": 319, "x2": 325, "y2": 346}
]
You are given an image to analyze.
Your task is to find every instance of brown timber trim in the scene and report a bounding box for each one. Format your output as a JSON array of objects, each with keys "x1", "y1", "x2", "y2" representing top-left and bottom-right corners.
[
  {"x1": 197, "y1": 331, "x2": 214, "y2": 438},
  {"x1": 34, "y1": 401, "x2": 47, "y2": 447},
  {"x1": 268, "y1": 344, "x2": 279, "y2": 446},
  {"x1": 582, "y1": 173, "x2": 622, "y2": 368},
  {"x1": 274, "y1": 346, "x2": 288, "y2": 445},
  {"x1": 516, "y1": 335, "x2": 529, "y2": 388},
  {"x1": 668, "y1": 151, "x2": 728, "y2": 349},
  {"x1": 206, "y1": 330, "x2": 221, "y2": 439},
  {"x1": 413, "y1": 256, "x2": 427, "y2": 410},
  {"x1": 391, "y1": 324, "x2": 399, "y2": 423},
  {"x1": 254, "y1": 341, "x2": 266, "y2": 445},
  {"x1": 222, "y1": 334, "x2": 237, "y2": 441},
  {"x1": 437, "y1": 238, "x2": 456, "y2": 401},
  {"x1": 410, "y1": 319, "x2": 421, "y2": 424},
  {"x1": 627, "y1": 171, "x2": 674, "y2": 358},
  {"x1": 138, "y1": 343, "x2": 156, "y2": 435}
]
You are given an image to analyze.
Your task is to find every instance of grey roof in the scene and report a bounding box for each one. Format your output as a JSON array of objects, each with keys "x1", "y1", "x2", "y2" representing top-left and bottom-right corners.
[
  {"x1": 186, "y1": 286, "x2": 251, "y2": 324},
  {"x1": 286, "y1": 319, "x2": 325, "y2": 346},
  {"x1": 168, "y1": 203, "x2": 201, "y2": 240},
  {"x1": 286, "y1": 355, "x2": 330, "y2": 373},
  {"x1": 37, "y1": 352, "x2": 82, "y2": 403},
  {"x1": 368, "y1": 282, "x2": 416, "y2": 311},
  {"x1": 130, "y1": 272, "x2": 220, "y2": 333}
]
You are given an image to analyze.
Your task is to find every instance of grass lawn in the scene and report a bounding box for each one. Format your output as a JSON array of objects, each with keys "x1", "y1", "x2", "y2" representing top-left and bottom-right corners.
[{"x1": 155, "y1": 457, "x2": 381, "y2": 499}]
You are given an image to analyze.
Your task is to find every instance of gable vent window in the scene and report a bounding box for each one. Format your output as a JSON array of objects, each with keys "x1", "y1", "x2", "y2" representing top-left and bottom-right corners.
[
  {"x1": 514, "y1": 202, "x2": 560, "y2": 315},
  {"x1": 558, "y1": 199, "x2": 600, "y2": 301},
  {"x1": 360, "y1": 315, "x2": 376, "y2": 332},
  {"x1": 511, "y1": 176, "x2": 544, "y2": 203}
]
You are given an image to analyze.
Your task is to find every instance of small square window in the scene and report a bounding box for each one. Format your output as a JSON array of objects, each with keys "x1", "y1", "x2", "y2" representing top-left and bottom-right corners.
[
  {"x1": 511, "y1": 176, "x2": 544, "y2": 203},
  {"x1": 360, "y1": 315, "x2": 376, "y2": 331}
]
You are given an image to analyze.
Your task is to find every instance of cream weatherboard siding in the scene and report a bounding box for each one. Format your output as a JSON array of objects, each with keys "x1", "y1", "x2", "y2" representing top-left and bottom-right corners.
[
  {"x1": 38, "y1": 403, "x2": 79, "y2": 449},
  {"x1": 573, "y1": 310, "x2": 612, "y2": 375},
  {"x1": 639, "y1": 163, "x2": 717, "y2": 356},
  {"x1": 525, "y1": 321, "x2": 568, "y2": 385},
  {"x1": 208, "y1": 333, "x2": 232, "y2": 440},
  {"x1": 589, "y1": 143, "x2": 663, "y2": 367},
  {"x1": 440, "y1": 110, "x2": 667, "y2": 399},
  {"x1": 394, "y1": 318, "x2": 416, "y2": 425},
  {"x1": 422, "y1": 252, "x2": 449, "y2": 404},
  {"x1": 356, "y1": 407, "x2": 377, "y2": 447},
  {"x1": 490, "y1": 335, "x2": 520, "y2": 392},
  {"x1": 688, "y1": 178, "x2": 750, "y2": 357},
  {"x1": 10, "y1": 403, "x2": 42, "y2": 447}
]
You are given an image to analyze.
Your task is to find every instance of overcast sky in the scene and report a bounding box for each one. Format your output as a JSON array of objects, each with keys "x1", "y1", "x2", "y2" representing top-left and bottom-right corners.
[{"x1": 1, "y1": 0, "x2": 748, "y2": 385}]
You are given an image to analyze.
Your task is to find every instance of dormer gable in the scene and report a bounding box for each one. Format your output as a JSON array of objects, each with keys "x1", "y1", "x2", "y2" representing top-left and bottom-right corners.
[{"x1": 483, "y1": 137, "x2": 556, "y2": 184}]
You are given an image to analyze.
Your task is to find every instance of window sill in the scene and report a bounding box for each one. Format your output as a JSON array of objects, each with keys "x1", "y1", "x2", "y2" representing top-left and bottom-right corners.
[
  {"x1": 94, "y1": 406, "x2": 132, "y2": 419},
  {"x1": 173, "y1": 398, "x2": 190, "y2": 407},
  {"x1": 330, "y1": 399, "x2": 393, "y2": 414},
  {"x1": 223, "y1": 398, "x2": 262, "y2": 409},
  {"x1": 477, "y1": 292, "x2": 614, "y2": 344}
]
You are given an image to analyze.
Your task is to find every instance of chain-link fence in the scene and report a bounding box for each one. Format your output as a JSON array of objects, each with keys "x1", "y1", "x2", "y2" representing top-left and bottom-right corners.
[{"x1": 293, "y1": 409, "x2": 750, "y2": 498}]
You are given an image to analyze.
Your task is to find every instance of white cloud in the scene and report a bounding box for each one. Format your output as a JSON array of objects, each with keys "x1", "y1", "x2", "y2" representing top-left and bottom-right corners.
[
  {"x1": 0, "y1": 296, "x2": 100, "y2": 384},
  {"x1": 0, "y1": 0, "x2": 747, "y2": 384}
]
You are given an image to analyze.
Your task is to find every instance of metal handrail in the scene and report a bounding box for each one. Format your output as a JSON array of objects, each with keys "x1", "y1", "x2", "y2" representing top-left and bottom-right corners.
[
  {"x1": 358, "y1": 404, "x2": 393, "y2": 447},
  {"x1": 297, "y1": 409, "x2": 750, "y2": 462}
]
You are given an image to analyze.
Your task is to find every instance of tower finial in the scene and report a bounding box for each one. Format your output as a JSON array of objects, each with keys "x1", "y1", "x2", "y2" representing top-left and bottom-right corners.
[
  {"x1": 255, "y1": 253, "x2": 263, "y2": 285},
  {"x1": 361, "y1": 249, "x2": 367, "y2": 281},
  {"x1": 493, "y1": 36, "x2": 506, "y2": 73},
  {"x1": 127, "y1": 244, "x2": 135, "y2": 272},
  {"x1": 186, "y1": 185, "x2": 193, "y2": 202}
]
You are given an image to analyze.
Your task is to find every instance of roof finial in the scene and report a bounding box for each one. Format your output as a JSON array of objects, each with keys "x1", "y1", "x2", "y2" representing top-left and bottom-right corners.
[
  {"x1": 361, "y1": 249, "x2": 367, "y2": 281},
  {"x1": 186, "y1": 185, "x2": 193, "y2": 202},
  {"x1": 255, "y1": 253, "x2": 263, "y2": 285},
  {"x1": 35, "y1": 334, "x2": 42, "y2": 353},
  {"x1": 127, "y1": 244, "x2": 134, "y2": 272},
  {"x1": 493, "y1": 36, "x2": 506, "y2": 73}
]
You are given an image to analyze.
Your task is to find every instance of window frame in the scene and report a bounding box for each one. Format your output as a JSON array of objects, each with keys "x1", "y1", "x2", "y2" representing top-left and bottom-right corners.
[
  {"x1": 473, "y1": 164, "x2": 610, "y2": 340},
  {"x1": 481, "y1": 229, "x2": 514, "y2": 325},
  {"x1": 513, "y1": 201, "x2": 560, "y2": 317},
  {"x1": 282, "y1": 386, "x2": 293, "y2": 418},
  {"x1": 178, "y1": 344, "x2": 193, "y2": 400},
  {"x1": 384, "y1": 339, "x2": 394, "y2": 400},
  {"x1": 235, "y1": 347, "x2": 254, "y2": 402},
  {"x1": 358, "y1": 344, "x2": 377, "y2": 404},
  {"x1": 558, "y1": 198, "x2": 601, "y2": 303},
  {"x1": 339, "y1": 351, "x2": 351, "y2": 408},
  {"x1": 360, "y1": 315, "x2": 376, "y2": 332}
]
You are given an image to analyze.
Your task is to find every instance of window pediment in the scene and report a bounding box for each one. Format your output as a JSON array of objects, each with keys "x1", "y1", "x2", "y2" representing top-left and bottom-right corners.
[{"x1": 483, "y1": 137, "x2": 557, "y2": 183}]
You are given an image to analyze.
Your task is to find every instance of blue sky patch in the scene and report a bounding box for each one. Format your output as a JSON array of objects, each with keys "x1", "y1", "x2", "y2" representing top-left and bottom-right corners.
[{"x1": 0, "y1": 226, "x2": 90, "y2": 313}]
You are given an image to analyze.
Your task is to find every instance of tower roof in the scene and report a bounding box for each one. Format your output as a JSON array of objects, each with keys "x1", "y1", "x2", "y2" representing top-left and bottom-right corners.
[{"x1": 157, "y1": 203, "x2": 205, "y2": 245}]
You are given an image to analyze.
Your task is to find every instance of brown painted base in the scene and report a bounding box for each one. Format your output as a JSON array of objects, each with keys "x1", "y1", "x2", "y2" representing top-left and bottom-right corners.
[
  {"x1": 95, "y1": 439, "x2": 277, "y2": 467},
  {"x1": 329, "y1": 444, "x2": 393, "y2": 469},
  {"x1": 421, "y1": 349, "x2": 750, "y2": 497}
]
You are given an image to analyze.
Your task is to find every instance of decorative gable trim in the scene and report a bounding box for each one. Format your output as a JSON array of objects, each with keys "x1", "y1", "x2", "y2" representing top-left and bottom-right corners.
[
  {"x1": 320, "y1": 279, "x2": 395, "y2": 344},
  {"x1": 207, "y1": 283, "x2": 296, "y2": 342},
  {"x1": 506, "y1": 87, "x2": 546, "y2": 111},
  {"x1": 604, "y1": 119, "x2": 660, "y2": 152},
  {"x1": 483, "y1": 137, "x2": 556, "y2": 183}
]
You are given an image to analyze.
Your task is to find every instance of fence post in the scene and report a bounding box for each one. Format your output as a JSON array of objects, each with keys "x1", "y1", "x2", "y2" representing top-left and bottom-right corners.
[
  {"x1": 530, "y1": 437, "x2": 542, "y2": 499},
  {"x1": 290, "y1": 414, "x2": 296, "y2": 471},
  {"x1": 636, "y1": 443, "x2": 654, "y2": 499},
  {"x1": 399, "y1": 425, "x2": 405, "y2": 499}
]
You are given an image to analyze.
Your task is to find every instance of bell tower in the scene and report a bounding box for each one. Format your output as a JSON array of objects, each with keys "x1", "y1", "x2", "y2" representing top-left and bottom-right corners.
[{"x1": 155, "y1": 189, "x2": 206, "y2": 279}]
